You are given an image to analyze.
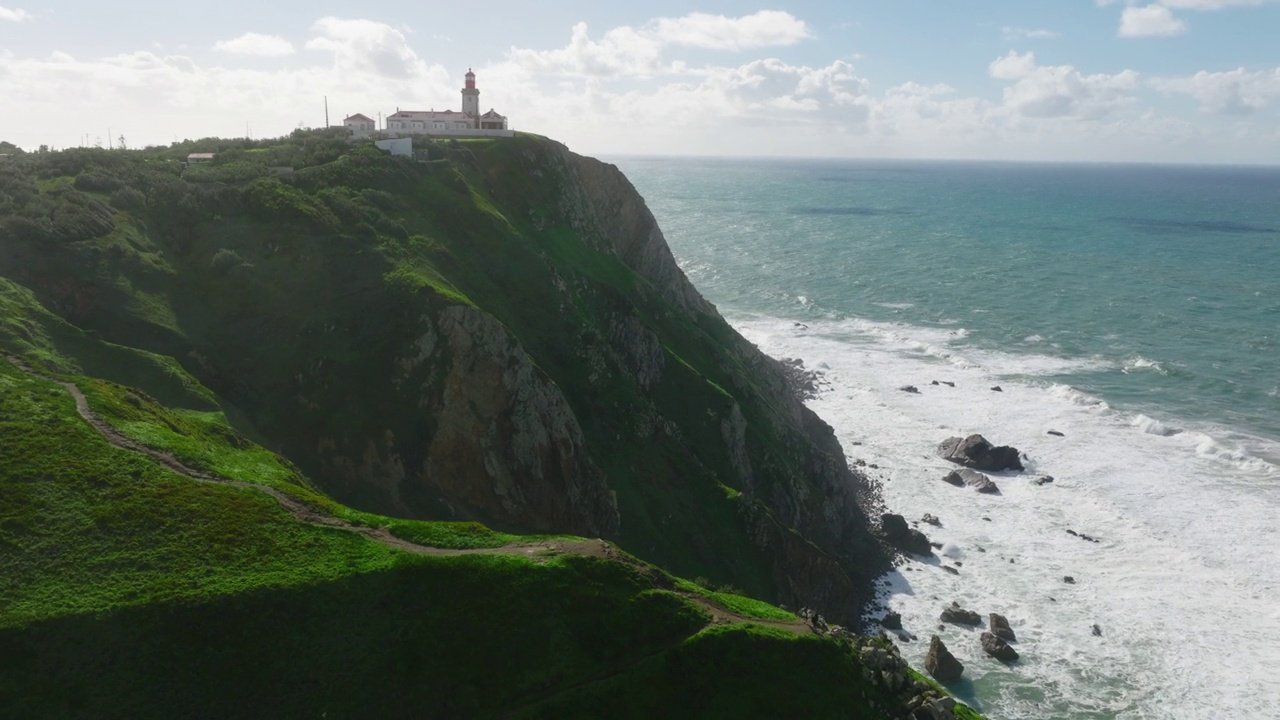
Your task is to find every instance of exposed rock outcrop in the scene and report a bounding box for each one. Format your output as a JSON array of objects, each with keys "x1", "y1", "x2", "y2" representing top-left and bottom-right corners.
[
  {"x1": 925, "y1": 636, "x2": 964, "y2": 681},
  {"x1": 941, "y1": 468, "x2": 1000, "y2": 494},
  {"x1": 989, "y1": 613, "x2": 1016, "y2": 642},
  {"x1": 940, "y1": 602, "x2": 982, "y2": 626},
  {"x1": 418, "y1": 306, "x2": 620, "y2": 537},
  {"x1": 881, "y1": 513, "x2": 934, "y2": 556},
  {"x1": 937, "y1": 434, "x2": 1024, "y2": 472},
  {"x1": 981, "y1": 632, "x2": 1020, "y2": 662}
]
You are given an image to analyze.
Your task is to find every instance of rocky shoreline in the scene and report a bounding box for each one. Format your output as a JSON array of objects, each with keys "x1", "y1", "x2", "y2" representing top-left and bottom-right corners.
[{"x1": 843, "y1": 377, "x2": 1109, "y2": 704}]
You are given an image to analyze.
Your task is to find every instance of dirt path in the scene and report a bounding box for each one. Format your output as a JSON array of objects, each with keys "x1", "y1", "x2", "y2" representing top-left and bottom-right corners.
[{"x1": 6, "y1": 355, "x2": 811, "y2": 634}]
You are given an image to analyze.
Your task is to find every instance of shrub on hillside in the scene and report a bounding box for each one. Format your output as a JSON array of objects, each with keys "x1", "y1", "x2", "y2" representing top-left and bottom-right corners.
[
  {"x1": 209, "y1": 249, "x2": 246, "y2": 273},
  {"x1": 110, "y1": 186, "x2": 147, "y2": 213}
]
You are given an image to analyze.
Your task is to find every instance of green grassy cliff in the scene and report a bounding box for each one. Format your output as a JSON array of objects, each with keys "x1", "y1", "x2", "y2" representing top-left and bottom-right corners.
[{"x1": 0, "y1": 133, "x2": 981, "y2": 718}]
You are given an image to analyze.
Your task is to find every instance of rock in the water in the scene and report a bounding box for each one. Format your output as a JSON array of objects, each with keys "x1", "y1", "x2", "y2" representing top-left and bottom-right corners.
[
  {"x1": 942, "y1": 381, "x2": 956, "y2": 387},
  {"x1": 882, "y1": 513, "x2": 910, "y2": 538},
  {"x1": 881, "y1": 513, "x2": 934, "y2": 555},
  {"x1": 880, "y1": 611, "x2": 903, "y2": 630},
  {"x1": 942, "y1": 566, "x2": 959, "y2": 575},
  {"x1": 942, "y1": 468, "x2": 1001, "y2": 494},
  {"x1": 900, "y1": 385, "x2": 921, "y2": 394},
  {"x1": 1063, "y1": 576, "x2": 1076, "y2": 584},
  {"x1": 1047, "y1": 430, "x2": 1065, "y2": 437},
  {"x1": 926, "y1": 636, "x2": 964, "y2": 681},
  {"x1": 991, "y1": 386, "x2": 1003, "y2": 392},
  {"x1": 981, "y1": 631, "x2": 1020, "y2": 661},
  {"x1": 937, "y1": 434, "x2": 1024, "y2": 472},
  {"x1": 940, "y1": 602, "x2": 982, "y2": 626},
  {"x1": 1092, "y1": 624, "x2": 1103, "y2": 637},
  {"x1": 989, "y1": 613, "x2": 1016, "y2": 642},
  {"x1": 921, "y1": 513, "x2": 941, "y2": 527},
  {"x1": 1034, "y1": 475, "x2": 1055, "y2": 486}
]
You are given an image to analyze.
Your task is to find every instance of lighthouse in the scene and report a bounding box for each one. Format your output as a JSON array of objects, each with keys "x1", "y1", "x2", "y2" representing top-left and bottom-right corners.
[{"x1": 461, "y1": 69, "x2": 480, "y2": 127}]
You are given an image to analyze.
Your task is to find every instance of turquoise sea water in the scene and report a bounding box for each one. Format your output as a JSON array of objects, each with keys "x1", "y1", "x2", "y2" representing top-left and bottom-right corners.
[
  {"x1": 615, "y1": 157, "x2": 1280, "y2": 719},
  {"x1": 619, "y1": 158, "x2": 1280, "y2": 449}
]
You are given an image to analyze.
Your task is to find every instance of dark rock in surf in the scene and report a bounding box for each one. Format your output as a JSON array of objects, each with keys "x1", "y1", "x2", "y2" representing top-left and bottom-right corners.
[
  {"x1": 937, "y1": 434, "x2": 1024, "y2": 472},
  {"x1": 991, "y1": 386, "x2": 1003, "y2": 392},
  {"x1": 1034, "y1": 476, "x2": 1054, "y2": 486},
  {"x1": 1063, "y1": 576, "x2": 1075, "y2": 584},
  {"x1": 942, "y1": 566, "x2": 959, "y2": 575},
  {"x1": 926, "y1": 636, "x2": 964, "y2": 681},
  {"x1": 989, "y1": 613, "x2": 1016, "y2": 642},
  {"x1": 881, "y1": 513, "x2": 934, "y2": 556},
  {"x1": 942, "y1": 468, "x2": 1000, "y2": 494},
  {"x1": 981, "y1": 632, "x2": 1020, "y2": 661},
  {"x1": 940, "y1": 602, "x2": 981, "y2": 626},
  {"x1": 880, "y1": 612, "x2": 903, "y2": 630},
  {"x1": 1047, "y1": 430, "x2": 1065, "y2": 437},
  {"x1": 1092, "y1": 624, "x2": 1103, "y2": 637},
  {"x1": 900, "y1": 385, "x2": 921, "y2": 394},
  {"x1": 921, "y1": 513, "x2": 941, "y2": 527}
]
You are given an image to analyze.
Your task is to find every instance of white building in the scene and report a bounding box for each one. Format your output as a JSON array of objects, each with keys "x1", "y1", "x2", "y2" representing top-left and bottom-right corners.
[
  {"x1": 374, "y1": 137, "x2": 413, "y2": 157},
  {"x1": 379, "y1": 70, "x2": 511, "y2": 138},
  {"x1": 343, "y1": 113, "x2": 376, "y2": 138}
]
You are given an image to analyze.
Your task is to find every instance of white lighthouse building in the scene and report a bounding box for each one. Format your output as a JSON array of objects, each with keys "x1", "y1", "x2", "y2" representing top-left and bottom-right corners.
[{"x1": 375, "y1": 69, "x2": 511, "y2": 137}]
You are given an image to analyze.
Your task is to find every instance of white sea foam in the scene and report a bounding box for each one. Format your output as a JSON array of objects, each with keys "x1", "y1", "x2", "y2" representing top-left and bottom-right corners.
[
  {"x1": 1122, "y1": 356, "x2": 1167, "y2": 375},
  {"x1": 1132, "y1": 414, "x2": 1180, "y2": 437},
  {"x1": 735, "y1": 313, "x2": 1280, "y2": 720}
]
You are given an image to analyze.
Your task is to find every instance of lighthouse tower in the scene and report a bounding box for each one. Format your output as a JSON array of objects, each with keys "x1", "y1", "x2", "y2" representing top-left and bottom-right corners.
[{"x1": 461, "y1": 69, "x2": 480, "y2": 127}]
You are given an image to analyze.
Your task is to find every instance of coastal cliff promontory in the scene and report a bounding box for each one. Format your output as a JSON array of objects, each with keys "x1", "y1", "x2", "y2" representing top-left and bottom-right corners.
[{"x1": 0, "y1": 132, "x2": 890, "y2": 623}]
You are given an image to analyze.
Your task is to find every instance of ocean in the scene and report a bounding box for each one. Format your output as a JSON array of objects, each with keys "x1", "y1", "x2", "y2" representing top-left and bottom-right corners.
[{"x1": 612, "y1": 156, "x2": 1280, "y2": 720}]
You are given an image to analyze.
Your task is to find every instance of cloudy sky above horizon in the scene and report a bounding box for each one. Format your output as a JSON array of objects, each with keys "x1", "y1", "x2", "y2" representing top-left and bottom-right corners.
[{"x1": 2, "y1": 1, "x2": 1279, "y2": 163}]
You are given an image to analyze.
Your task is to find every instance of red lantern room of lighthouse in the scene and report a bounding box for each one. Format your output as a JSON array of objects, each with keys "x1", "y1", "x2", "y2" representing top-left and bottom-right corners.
[{"x1": 461, "y1": 69, "x2": 480, "y2": 126}]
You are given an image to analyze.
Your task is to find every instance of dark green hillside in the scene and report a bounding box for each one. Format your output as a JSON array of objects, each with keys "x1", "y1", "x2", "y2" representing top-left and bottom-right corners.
[
  {"x1": 0, "y1": 132, "x2": 889, "y2": 620},
  {"x1": 0, "y1": 351, "x2": 979, "y2": 719},
  {"x1": 0, "y1": 134, "x2": 988, "y2": 718}
]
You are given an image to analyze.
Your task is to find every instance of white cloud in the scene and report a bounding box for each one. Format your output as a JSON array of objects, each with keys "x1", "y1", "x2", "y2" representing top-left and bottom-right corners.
[
  {"x1": 0, "y1": 4, "x2": 31, "y2": 22},
  {"x1": 653, "y1": 10, "x2": 811, "y2": 50},
  {"x1": 508, "y1": 22, "x2": 666, "y2": 77},
  {"x1": 1151, "y1": 67, "x2": 1280, "y2": 113},
  {"x1": 3, "y1": 13, "x2": 1275, "y2": 163},
  {"x1": 0, "y1": 19, "x2": 456, "y2": 146},
  {"x1": 213, "y1": 33, "x2": 296, "y2": 57},
  {"x1": 507, "y1": 11, "x2": 811, "y2": 78},
  {"x1": 1001, "y1": 26, "x2": 1060, "y2": 40},
  {"x1": 1160, "y1": 0, "x2": 1278, "y2": 8},
  {"x1": 989, "y1": 51, "x2": 1139, "y2": 119},
  {"x1": 306, "y1": 17, "x2": 435, "y2": 79},
  {"x1": 1119, "y1": 4, "x2": 1189, "y2": 36}
]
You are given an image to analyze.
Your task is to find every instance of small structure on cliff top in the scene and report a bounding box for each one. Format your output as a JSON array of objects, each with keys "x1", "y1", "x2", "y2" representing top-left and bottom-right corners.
[{"x1": 346, "y1": 69, "x2": 512, "y2": 139}]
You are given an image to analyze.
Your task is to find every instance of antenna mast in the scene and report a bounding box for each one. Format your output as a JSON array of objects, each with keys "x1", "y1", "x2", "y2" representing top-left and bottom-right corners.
[{"x1": 324, "y1": 96, "x2": 330, "y2": 128}]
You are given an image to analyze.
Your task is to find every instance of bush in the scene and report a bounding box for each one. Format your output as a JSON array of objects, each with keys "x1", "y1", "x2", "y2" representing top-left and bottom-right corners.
[
  {"x1": 110, "y1": 186, "x2": 147, "y2": 213},
  {"x1": 74, "y1": 171, "x2": 123, "y2": 193},
  {"x1": 210, "y1": 249, "x2": 245, "y2": 272}
]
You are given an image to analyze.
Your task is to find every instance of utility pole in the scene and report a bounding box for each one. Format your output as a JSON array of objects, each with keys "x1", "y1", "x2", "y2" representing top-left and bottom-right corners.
[
  {"x1": 324, "y1": 96, "x2": 330, "y2": 128},
  {"x1": 108, "y1": 128, "x2": 113, "y2": 150}
]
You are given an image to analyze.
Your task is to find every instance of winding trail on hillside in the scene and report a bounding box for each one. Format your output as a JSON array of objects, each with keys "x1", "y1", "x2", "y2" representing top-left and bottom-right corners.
[{"x1": 4, "y1": 355, "x2": 810, "y2": 635}]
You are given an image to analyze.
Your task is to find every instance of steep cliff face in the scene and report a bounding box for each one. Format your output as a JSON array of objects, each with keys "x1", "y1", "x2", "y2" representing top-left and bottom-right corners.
[
  {"x1": 552, "y1": 143, "x2": 885, "y2": 608},
  {"x1": 0, "y1": 135, "x2": 889, "y2": 623},
  {"x1": 402, "y1": 305, "x2": 618, "y2": 537}
]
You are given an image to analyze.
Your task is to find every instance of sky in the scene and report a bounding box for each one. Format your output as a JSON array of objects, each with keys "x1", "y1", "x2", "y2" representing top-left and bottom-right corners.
[{"x1": 2, "y1": 1, "x2": 1279, "y2": 163}]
